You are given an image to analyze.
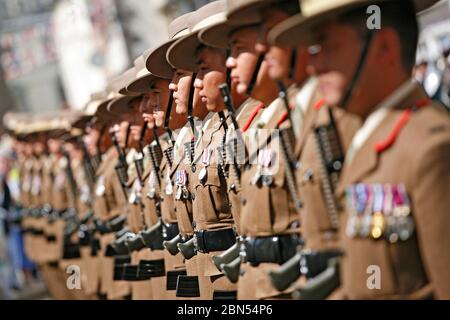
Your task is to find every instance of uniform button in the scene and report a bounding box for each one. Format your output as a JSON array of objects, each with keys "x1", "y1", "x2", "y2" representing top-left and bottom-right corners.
[
  {"x1": 191, "y1": 193, "x2": 195, "y2": 200},
  {"x1": 241, "y1": 198, "x2": 247, "y2": 206},
  {"x1": 192, "y1": 220, "x2": 196, "y2": 228}
]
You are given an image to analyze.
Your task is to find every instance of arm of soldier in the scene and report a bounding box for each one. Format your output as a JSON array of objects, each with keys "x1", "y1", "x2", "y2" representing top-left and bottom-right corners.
[{"x1": 413, "y1": 134, "x2": 450, "y2": 299}]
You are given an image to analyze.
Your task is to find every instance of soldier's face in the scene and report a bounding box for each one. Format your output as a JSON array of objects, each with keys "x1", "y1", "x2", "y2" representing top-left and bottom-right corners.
[
  {"x1": 227, "y1": 27, "x2": 277, "y2": 103},
  {"x1": 129, "y1": 98, "x2": 145, "y2": 143},
  {"x1": 170, "y1": 71, "x2": 193, "y2": 115},
  {"x1": 195, "y1": 46, "x2": 227, "y2": 112},
  {"x1": 85, "y1": 127, "x2": 99, "y2": 156},
  {"x1": 308, "y1": 21, "x2": 364, "y2": 110},
  {"x1": 257, "y1": 9, "x2": 293, "y2": 81},
  {"x1": 47, "y1": 138, "x2": 62, "y2": 154},
  {"x1": 33, "y1": 141, "x2": 45, "y2": 155},
  {"x1": 117, "y1": 114, "x2": 132, "y2": 149},
  {"x1": 149, "y1": 79, "x2": 171, "y2": 128}
]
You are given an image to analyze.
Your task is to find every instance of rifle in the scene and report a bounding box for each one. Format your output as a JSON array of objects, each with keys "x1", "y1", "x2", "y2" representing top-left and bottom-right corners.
[
  {"x1": 219, "y1": 83, "x2": 245, "y2": 191},
  {"x1": 61, "y1": 149, "x2": 79, "y2": 207},
  {"x1": 276, "y1": 80, "x2": 303, "y2": 212},
  {"x1": 77, "y1": 136, "x2": 96, "y2": 190},
  {"x1": 134, "y1": 123, "x2": 148, "y2": 187},
  {"x1": 146, "y1": 128, "x2": 162, "y2": 198},
  {"x1": 111, "y1": 131, "x2": 129, "y2": 200},
  {"x1": 313, "y1": 107, "x2": 344, "y2": 230}
]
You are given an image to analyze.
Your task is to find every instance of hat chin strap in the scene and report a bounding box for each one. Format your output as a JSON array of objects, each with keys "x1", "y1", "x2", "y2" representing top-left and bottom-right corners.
[
  {"x1": 187, "y1": 73, "x2": 198, "y2": 141},
  {"x1": 341, "y1": 30, "x2": 374, "y2": 108},
  {"x1": 164, "y1": 91, "x2": 175, "y2": 144},
  {"x1": 289, "y1": 48, "x2": 297, "y2": 81},
  {"x1": 124, "y1": 122, "x2": 131, "y2": 150},
  {"x1": 246, "y1": 53, "x2": 265, "y2": 97}
]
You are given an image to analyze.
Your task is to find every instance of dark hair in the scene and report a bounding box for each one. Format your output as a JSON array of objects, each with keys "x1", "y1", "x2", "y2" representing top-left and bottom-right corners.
[{"x1": 338, "y1": 0, "x2": 418, "y2": 72}]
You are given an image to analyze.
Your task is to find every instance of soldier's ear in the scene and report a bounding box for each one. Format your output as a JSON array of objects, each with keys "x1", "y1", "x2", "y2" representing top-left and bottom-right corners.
[{"x1": 373, "y1": 28, "x2": 401, "y2": 67}]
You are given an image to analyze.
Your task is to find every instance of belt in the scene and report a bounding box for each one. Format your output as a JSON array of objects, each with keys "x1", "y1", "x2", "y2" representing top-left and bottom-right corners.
[
  {"x1": 32, "y1": 229, "x2": 44, "y2": 236},
  {"x1": 300, "y1": 250, "x2": 342, "y2": 279},
  {"x1": 162, "y1": 223, "x2": 179, "y2": 241},
  {"x1": 63, "y1": 242, "x2": 81, "y2": 259},
  {"x1": 242, "y1": 234, "x2": 300, "y2": 266},
  {"x1": 176, "y1": 275, "x2": 200, "y2": 298},
  {"x1": 166, "y1": 269, "x2": 187, "y2": 291},
  {"x1": 213, "y1": 291, "x2": 237, "y2": 300},
  {"x1": 194, "y1": 228, "x2": 237, "y2": 253},
  {"x1": 46, "y1": 235, "x2": 57, "y2": 242},
  {"x1": 139, "y1": 259, "x2": 165, "y2": 278}
]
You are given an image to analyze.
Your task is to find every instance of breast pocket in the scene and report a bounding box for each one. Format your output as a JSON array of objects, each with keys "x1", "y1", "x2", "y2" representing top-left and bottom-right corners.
[{"x1": 193, "y1": 166, "x2": 231, "y2": 224}]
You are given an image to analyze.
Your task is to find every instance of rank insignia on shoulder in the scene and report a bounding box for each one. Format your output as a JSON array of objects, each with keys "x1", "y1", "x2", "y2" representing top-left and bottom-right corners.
[{"x1": 345, "y1": 183, "x2": 414, "y2": 243}]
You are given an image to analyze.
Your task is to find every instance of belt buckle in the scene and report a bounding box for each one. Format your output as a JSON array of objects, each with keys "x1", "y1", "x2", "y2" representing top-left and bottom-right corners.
[{"x1": 239, "y1": 237, "x2": 248, "y2": 264}]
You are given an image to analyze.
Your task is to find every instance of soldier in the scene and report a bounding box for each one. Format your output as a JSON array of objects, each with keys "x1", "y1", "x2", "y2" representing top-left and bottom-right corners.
[
  {"x1": 192, "y1": 0, "x2": 305, "y2": 299},
  {"x1": 167, "y1": 0, "x2": 255, "y2": 299},
  {"x1": 271, "y1": 0, "x2": 450, "y2": 299},
  {"x1": 89, "y1": 87, "x2": 131, "y2": 300},
  {"x1": 145, "y1": 10, "x2": 206, "y2": 300}
]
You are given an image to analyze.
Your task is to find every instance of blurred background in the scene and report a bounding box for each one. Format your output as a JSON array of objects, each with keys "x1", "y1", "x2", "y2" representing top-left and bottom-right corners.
[{"x1": 0, "y1": 0, "x2": 450, "y2": 299}]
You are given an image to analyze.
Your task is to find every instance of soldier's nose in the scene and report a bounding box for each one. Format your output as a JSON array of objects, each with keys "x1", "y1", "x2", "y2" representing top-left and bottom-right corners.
[
  {"x1": 168, "y1": 82, "x2": 177, "y2": 91},
  {"x1": 226, "y1": 57, "x2": 237, "y2": 69},
  {"x1": 194, "y1": 78, "x2": 203, "y2": 90}
]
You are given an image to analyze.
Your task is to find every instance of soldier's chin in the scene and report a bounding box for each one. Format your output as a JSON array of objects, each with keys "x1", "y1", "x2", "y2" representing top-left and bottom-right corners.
[{"x1": 236, "y1": 83, "x2": 248, "y2": 95}]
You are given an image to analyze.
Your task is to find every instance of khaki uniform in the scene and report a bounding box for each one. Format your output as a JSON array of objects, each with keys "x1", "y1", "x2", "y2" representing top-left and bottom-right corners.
[
  {"x1": 336, "y1": 82, "x2": 450, "y2": 299},
  {"x1": 172, "y1": 124, "x2": 197, "y2": 277},
  {"x1": 238, "y1": 85, "x2": 303, "y2": 300},
  {"x1": 140, "y1": 135, "x2": 173, "y2": 300},
  {"x1": 225, "y1": 97, "x2": 264, "y2": 235},
  {"x1": 93, "y1": 147, "x2": 130, "y2": 299},
  {"x1": 191, "y1": 113, "x2": 236, "y2": 299}
]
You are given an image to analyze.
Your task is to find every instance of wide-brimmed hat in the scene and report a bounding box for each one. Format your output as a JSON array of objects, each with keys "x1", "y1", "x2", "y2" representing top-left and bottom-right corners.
[
  {"x1": 199, "y1": 0, "x2": 289, "y2": 49},
  {"x1": 269, "y1": 0, "x2": 441, "y2": 46},
  {"x1": 127, "y1": 52, "x2": 170, "y2": 94},
  {"x1": 166, "y1": 0, "x2": 228, "y2": 72},
  {"x1": 145, "y1": 12, "x2": 194, "y2": 78}
]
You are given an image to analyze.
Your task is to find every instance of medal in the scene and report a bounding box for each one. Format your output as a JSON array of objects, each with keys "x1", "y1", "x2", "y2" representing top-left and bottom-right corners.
[
  {"x1": 371, "y1": 184, "x2": 385, "y2": 240},
  {"x1": 175, "y1": 170, "x2": 189, "y2": 200},
  {"x1": 199, "y1": 147, "x2": 211, "y2": 185},
  {"x1": 396, "y1": 184, "x2": 414, "y2": 241},
  {"x1": 345, "y1": 186, "x2": 360, "y2": 238},
  {"x1": 356, "y1": 184, "x2": 372, "y2": 238},
  {"x1": 175, "y1": 186, "x2": 183, "y2": 200}
]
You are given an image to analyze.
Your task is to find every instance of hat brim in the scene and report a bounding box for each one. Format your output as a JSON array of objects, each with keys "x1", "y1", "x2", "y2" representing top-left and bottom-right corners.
[
  {"x1": 199, "y1": 21, "x2": 234, "y2": 49},
  {"x1": 146, "y1": 40, "x2": 177, "y2": 78},
  {"x1": 95, "y1": 98, "x2": 117, "y2": 121},
  {"x1": 226, "y1": 0, "x2": 266, "y2": 24},
  {"x1": 107, "y1": 95, "x2": 141, "y2": 115},
  {"x1": 167, "y1": 32, "x2": 201, "y2": 73},
  {"x1": 72, "y1": 115, "x2": 93, "y2": 130},
  {"x1": 127, "y1": 73, "x2": 159, "y2": 94},
  {"x1": 269, "y1": 0, "x2": 440, "y2": 46}
]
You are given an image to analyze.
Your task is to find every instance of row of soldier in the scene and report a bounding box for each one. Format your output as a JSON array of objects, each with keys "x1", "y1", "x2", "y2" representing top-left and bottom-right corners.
[{"x1": 3, "y1": 0, "x2": 450, "y2": 300}]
